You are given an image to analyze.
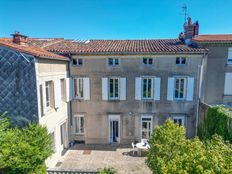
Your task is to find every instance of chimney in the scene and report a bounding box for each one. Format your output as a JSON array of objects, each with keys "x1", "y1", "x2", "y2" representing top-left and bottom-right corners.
[
  {"x1": 183, "y1": 17, "x2": 199, "y2": 45},
  {"x1": 11, "y1": 32, "x2": 28, "y2": 46}
]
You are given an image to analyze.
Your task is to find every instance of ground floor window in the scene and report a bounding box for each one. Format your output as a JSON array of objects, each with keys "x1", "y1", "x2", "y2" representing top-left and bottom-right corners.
[
  {"x1": 141, "y1": 116, "x2": 152, "y2": 139},
  {"x1": 49, "y1": 132, "x2": 56, "y2": 152},
  {"x1": 172, "y1": 116, "x2": 185, "y2": 126},
  {"x1": 74, "y1": 115, "x2": 85, "y2": 134}
]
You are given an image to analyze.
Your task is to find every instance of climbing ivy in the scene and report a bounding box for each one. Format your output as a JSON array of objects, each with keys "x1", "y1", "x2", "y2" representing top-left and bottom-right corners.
[{"x1": 198, "y1": 106, "x2": 232, "y2": 143}]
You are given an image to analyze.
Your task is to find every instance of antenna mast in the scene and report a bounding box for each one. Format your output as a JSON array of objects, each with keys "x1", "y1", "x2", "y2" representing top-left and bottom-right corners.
[{"x1": 181, "y1": 4, "x2": 188, "y2": 23}]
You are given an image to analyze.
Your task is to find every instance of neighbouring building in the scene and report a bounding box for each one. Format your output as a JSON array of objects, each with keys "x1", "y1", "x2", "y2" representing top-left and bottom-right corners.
[{"x1": 0, "y1": 32, "x2": 70, "y2": 167}]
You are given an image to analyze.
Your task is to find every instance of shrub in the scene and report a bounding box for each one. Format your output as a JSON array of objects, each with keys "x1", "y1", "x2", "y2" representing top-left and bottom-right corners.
[
  {"x1": 146, "y1": 119, "x2": 232, "y2": 174},
  {"x1": 0, "y1": 113, "x2": 53, "y2": 174},
  {"x1": 98, "y1": 167, "x2": 116, "y2": 174}
]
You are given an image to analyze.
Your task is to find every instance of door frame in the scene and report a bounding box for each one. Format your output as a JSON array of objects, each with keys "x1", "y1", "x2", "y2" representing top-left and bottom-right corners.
[
  {"x1": 108, "y1": 114, "x2": 120, "y2": 144},
  {"x1": 141, "y1": 115, "x2": 153, "y2": 139}
]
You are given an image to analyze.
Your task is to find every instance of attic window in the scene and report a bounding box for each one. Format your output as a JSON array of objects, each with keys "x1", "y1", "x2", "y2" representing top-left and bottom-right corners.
[
  {"x1": 176, "y1": 57, "x2": 186, "y2": 65},
  {"x1": 73, "y1": 59, "x2": 83, "y2": 66}
]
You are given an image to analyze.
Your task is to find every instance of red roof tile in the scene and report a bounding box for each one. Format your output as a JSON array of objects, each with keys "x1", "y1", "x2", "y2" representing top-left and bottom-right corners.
[
  {"x1": 0, "y1": 38, "x2": 69, "y2": 61},
  {"x1": 193, "y1": 34, "x2": 232, "y2": 43},
  {"x1": 41, "y1": 39, "x2": 207, "y2": 55}
]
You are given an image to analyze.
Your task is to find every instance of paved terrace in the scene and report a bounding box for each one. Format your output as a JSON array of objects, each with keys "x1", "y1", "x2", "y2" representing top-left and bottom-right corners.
[{"x1": 54, "y1": 144, "x2": 152, "y2": 174}]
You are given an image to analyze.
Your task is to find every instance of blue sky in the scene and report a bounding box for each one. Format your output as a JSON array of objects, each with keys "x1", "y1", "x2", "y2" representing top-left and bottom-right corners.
[{"x1": 0, "y1": 0, "x2": 232, "y2": 39}]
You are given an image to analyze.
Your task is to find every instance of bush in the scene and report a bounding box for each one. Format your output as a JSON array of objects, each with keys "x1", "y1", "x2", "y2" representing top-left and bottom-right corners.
[
  {"x1": 198, "y1": 106, "x2": 232, "y2": 143},
  {"x1": 98, "y1": 167, "x2": 116, "y2": 174},
  {"x1": 146, "y1": 119, "x2": 232, "y2": 174},
  {"x1": 0, "y1": 113, "x2": 53, "y2": 174}
]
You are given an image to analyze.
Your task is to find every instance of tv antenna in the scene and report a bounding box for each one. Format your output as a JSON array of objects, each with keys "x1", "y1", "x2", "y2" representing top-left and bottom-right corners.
[{"x1": 180, "y1": 4, "x2": 188, "y2": 23}]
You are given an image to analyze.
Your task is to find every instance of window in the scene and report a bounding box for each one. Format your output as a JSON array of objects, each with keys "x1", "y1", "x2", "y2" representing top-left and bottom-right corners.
[
  {"x1": 173, "y1": 116, "x2": 185, "y2": 126},
  {"x1": 60, "y1": 79, "x2": 66, "y2": 102},
  {"x1": 141, "y1": 116, "x2": 152, "y2": 139},
  {"x1": 227, "y1": 48, "x2": 232, "y2": 64},
  {"x1": 108, "y1": 58, "x2": 119, "y2": 66},
  {"x1": 176, "y1": 57, "x2": 186, "y2": 65},
  {"x1": 143, "y1": 58, "x2": 153, "y2": 65},
  {"x1": 73, "y1": 58, "x2": 83, "y2": 66},
  {"x1": 224, "y1": 72, "x2": 232, "y2": 95},
  {"x1": 142, "y1": 77, "x2": 153, "y2": 99},
  {"x1": 74, "y1": 115, "x2": 85, "y2": 134},
  {"x1": 109, "y1": 77, "x2": 119, "y2": 99},
  {"x1": 45, "y1": 81, "x2": 53, "y2": 108},
  {"x1": 174, "y1": 77, "x2": 186, "y2": 99},
  {"x1": 74, "y1": 78, "x2": 84, "y2": 99},
  {"x1": 49, "y1": 132, "x2": 56, "y2": 152}
]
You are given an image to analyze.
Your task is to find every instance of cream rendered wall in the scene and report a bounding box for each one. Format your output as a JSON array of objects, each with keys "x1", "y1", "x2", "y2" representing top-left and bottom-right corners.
[{"x1": 35, "y1": 59, "x2": 69, "y2": 168}]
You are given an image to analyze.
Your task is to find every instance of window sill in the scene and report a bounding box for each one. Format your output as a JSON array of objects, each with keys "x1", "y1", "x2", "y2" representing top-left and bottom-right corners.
[
  {"x1": 223, "y1": 94, "x2": 232, "y2": 96},
  {"x1": 73, "y1": 133, "x2": 85, "y2": 136},
  {"x1": 72, "y1": 65, "x2": 83, "y2": 67}
]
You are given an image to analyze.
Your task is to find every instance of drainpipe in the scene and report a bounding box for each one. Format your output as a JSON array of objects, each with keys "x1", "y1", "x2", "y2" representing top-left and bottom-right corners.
[{"x1": 196, "y1": 52, "x2": 207, "y2": 135}]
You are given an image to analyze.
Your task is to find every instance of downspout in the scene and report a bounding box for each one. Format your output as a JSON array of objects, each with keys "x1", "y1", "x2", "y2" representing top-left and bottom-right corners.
[{"x1": 196, "y1": 52, "x2": 207, "y2": 135}]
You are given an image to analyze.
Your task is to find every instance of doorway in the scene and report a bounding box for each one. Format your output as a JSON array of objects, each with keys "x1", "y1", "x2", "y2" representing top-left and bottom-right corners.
[{"x1": 108, "y1": 115, "x2": 120, "y2": 143}]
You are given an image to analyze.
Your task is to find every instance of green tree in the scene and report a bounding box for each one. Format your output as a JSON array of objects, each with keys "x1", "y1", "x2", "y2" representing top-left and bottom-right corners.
[
  {"x1": 146, "y1": 119, "x2": 232, "y2": 174},
  {"x1": 0, "y1": 113, "x2": 53, "y2": 174}
]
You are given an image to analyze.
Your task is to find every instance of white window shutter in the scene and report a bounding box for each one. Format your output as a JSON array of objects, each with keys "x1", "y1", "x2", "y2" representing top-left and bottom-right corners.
[
  {"x1": 186, "y1": 77, "x2": 194, "y2": 101},
  {"x1": 83, "y1": 78, "x2": 90, "y2": 100},
  {"x1": 224, "y1": 73, "x2": 232, "y2": 95},
  {"x1": 66, "y1": 78, "x2": 74, "y2": 102},
  {"x1": 167, "y1": 77, "x2": 174, "y2": 101},
  {"x1": 135, "y1": 77, "x2": 142, "y2": 100},
  {"x1": 120, "y1": 78, "x2": 126, "y2": 100},
  {"x1": 54, "y1": 80, "x2": 61, "y2": 108},
  {"x1": 154, "y1": 77, "x2": 161, "y2": 100},
  {"x1": 42, "y1": 82, "x2": 47, "y2": 115},
  {"x1": 102, "y1": 78, "x2": 108, "y2": 100}
]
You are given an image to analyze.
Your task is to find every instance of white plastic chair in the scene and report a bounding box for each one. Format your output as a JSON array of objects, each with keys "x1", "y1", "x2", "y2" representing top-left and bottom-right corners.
[
  {"x1": 131, "y1": 142, "x2": 137, "y2": 156},
  {"x1": 141, "y1": 139, "x2": 148, "y2": 144}
]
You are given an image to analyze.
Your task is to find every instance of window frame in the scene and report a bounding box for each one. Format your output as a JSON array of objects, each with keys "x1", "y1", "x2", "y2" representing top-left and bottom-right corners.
[
  {"x1": 142, "y1": 58, "x2": 153, "y2": 65},
  {"x1": 176, "y1": 57, "x2": 186, "y2": 65},
  {"x1": 142, "y1": 77, "x2": 154, "y2": 99},
  {"x1": 72, "y1": 58, "x2": 83, "y2": 66},
  {"x1": 141, "y1": 115, "x2": 153, "y2": 139},
  {"x1": 74, "y1": 78, "x2": 84, "y2": 99},
  {"x1": 108, "y1": 58, "x2": 120, "y2": 67},
  {"x1": 174, "y1": 77, "x2": 187, "y2": 100},
  {"x1": 172, "y1": 116, "x2": 185, "y2": 127},
  {"x1": 227, "y1": 48, "x2": 232, "y2": 65},
  {"x1": 60, "y1": 79, "x2": 66, "y2": 102},
  {"x1": 73, "y1": 115, "x2": 85, "y2": 135},
  {"x1": 49, "y1": 131, "x2": 56, "y2": 152},
  {"x1": 45, "y1": 81, "x2": 53, "y2": 109},
  {"x1": 108, "y1": 77, "x2": 120, "y2": 100}
]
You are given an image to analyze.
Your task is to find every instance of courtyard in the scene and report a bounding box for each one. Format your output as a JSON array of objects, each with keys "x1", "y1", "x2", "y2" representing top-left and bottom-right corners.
[{"x1": 53, "y1": 144, "x2": 152, "y2": 174}]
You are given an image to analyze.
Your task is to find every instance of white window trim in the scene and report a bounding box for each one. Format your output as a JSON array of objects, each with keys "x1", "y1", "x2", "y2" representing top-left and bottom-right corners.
[
  {"x1": 141, "y1": 115, "x2": 153, "y2": 139},
  {"x1": 141, "y1": 77, "x2": 154, "y2": 100},
  {"x1": 108, "y1": 58, "x2": 120, "y2": 67},
  {"x1": 73, "y1": 115, "x2": 85, "y2": 135},
  {"x1": 176, "y1": 57, "x2": 186, "y2": 65},
  {"x1": 173, "y1": 76, "x2": 187, "y2": 100},
  {"x1": 172, "y1": 116, "x2": 185, "y2": 127},
  {"x1": 108, "y1": 77, "x2": 120, "y2": 100},
  {"x1": 74, "y1": 78, "x2": 84, "y2": 99},
  {"x1": 45, "y1": 81, "x2": 53, "y2": 110}
]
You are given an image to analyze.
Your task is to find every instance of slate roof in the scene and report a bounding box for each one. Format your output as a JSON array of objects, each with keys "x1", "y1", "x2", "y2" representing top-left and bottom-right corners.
[
  {"x1": 193, "y1": 34, "x2": 232, "y2": 43},
  {"x1": 0, "y1": 38, "x2": 69, "y2": 61},
  {"x1": 39, "y1": 39, "x2": 207, "y2": 55}
]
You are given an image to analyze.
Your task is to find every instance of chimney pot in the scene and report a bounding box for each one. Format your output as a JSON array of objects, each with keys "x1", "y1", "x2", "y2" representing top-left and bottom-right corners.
[{"x1": 11, "y1": 32, "x2": 28, "y2": 45}]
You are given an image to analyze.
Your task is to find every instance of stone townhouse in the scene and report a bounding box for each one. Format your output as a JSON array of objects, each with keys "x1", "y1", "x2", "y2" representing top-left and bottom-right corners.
[
  {"x1": 0, "y1": 33, "x2": 71, "y2": 167},
  {"x1": 193, "y1": 35, "x2": 232, "y2": 106},
  {"x1": 28, "y1": 18, "x2": 207, "y2": 144}
]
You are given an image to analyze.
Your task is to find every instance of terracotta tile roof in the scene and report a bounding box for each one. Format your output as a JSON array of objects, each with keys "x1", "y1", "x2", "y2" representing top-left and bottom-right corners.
[
  {"x1": 193, "y1": 34, "x2": 232, "y2": 43},
  {"x1": 39, "y1": 39, "x2": 207, "y2": 55},
  {"x1": 0, "y1": 38, "x2": 69, "y2": 61}
]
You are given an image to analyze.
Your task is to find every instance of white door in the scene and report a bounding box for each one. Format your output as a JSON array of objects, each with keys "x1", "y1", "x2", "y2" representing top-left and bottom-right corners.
[
  {"x1": 108, "y1": 115, "x2": 120, "y2": 143},
  {"x1": 141, "y1": 116, "x2": 153, "y2": 139}
]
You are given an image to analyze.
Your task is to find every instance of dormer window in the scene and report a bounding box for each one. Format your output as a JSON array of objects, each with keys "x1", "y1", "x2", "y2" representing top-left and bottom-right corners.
[
  {"x1": 73, "y1": 59, "x2": 83, "y2": 66},
  {"x1": 108, "y1": 58, "x2": 119, "y2": 66},
  {"x1": 143, "y1": 58, "x2": 153, "y2": 65},
  {"x1": 176, "y1": 57, "x2": 186, "y2": 65}
]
